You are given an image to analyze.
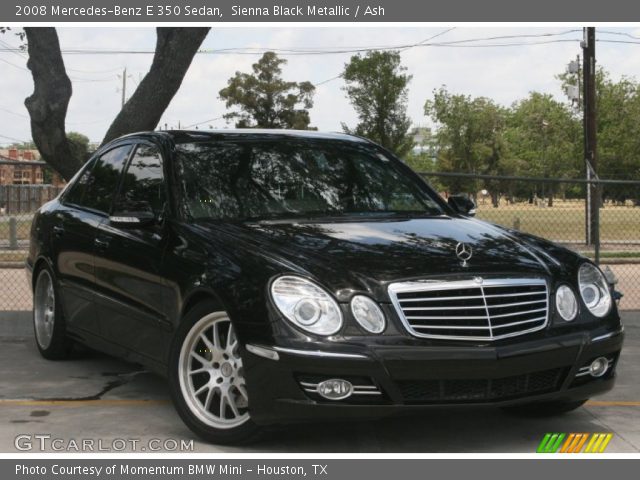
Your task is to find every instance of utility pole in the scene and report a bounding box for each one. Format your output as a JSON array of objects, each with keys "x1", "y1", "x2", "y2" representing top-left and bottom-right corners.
[
  {"x1": 121, "y1": 67, "x2": 127, "y2": 107},
  {"x1": 582, "y1": 27, "x2": 598, "y2": 259}
]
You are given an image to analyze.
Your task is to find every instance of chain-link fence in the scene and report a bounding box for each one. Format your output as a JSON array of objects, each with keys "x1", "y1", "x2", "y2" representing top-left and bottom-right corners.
[
  {"x1": 1, "y1": 185, "x2": 63, "y2": 311},
  {"x1": 0, "y1": 176, "x2": 638, "y2": 311},
  {"x1": 421, "y1": 172, "x2": 640, "y2": 311}
]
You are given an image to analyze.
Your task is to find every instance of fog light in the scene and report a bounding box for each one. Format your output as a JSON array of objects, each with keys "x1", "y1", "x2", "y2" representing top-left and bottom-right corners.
[
  {"x1": 589, "y1": 357, "x2": 609, "y2": 378},
  {"x1": 316, "y1": 379, "x2": 353, "y2": 400}
]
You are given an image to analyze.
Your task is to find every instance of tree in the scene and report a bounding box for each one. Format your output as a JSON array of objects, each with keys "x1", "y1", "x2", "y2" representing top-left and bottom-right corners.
[
  {"x1": 23, "y1": 27, "x2": 210, "y2": 181},
  {"x1": 342, "y1": 51, "x2": 414, "y2": 158},
  {"x1": 504, "y1": 92, "x2": 581, "y2": 206},
  {"x1": 66, "y1": 131, "x2": 92, "y2": 160},
  {"x1": 219, "y1": 52, "x2": 315, "y2": 129},
  {"x1": 559, "y1": 67, "x2": 640, "y2": 203},
  {"x1": 424, "y1": 87, "x2": 508, "y2": 204}
]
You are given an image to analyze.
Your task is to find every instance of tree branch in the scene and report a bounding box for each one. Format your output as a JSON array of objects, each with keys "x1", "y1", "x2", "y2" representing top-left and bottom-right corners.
[
  {"x1": 24, "y1": 27, "x2": 210, "y2": 181},
  {"x1": 102, "y1": 27, "x2": 210, "y2": 144}
]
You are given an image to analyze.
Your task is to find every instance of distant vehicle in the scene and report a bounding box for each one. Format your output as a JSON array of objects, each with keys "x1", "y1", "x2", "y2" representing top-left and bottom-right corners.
[{"x1": 27, "y1": 130, "x2": 623, "y2": 444}]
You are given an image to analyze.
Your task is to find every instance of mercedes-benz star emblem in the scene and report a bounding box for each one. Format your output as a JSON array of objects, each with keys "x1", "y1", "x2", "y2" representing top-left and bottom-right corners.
[{"x1": 455, "y1": 242, "x2": 473, "y2": 267}]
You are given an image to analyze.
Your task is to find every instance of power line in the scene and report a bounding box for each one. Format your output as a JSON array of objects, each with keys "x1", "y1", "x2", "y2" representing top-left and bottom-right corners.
[
  {"x1": 66, "y1": 66, "x2": 124, "y2": 74},
  {"x1": 314, "y1": 27, "x2": 457, "y2": 87},
  {"x1": 0, "y1": 56, "x2": 28, "y2": 71},
  {"x1": 314, "y1": 74, "x2": 343, "y2": 87},
  {"x1": 0, "y1": 106, "x2": 28, "y2": 119},
  {"x1": 0, "y1": 133, "x2": 29, "y2": 143},
  {"x1": 597, "y1": 39, "x2": 640, "y2": 45},
  {"x1": 597, "y1": 30, "x2": 640, "y2": 41},
  {"x1": 0, "y1": 38, "x2": 27, "y2": 60},
  {"x1": 0, "y1": 29, "x2": 586, "y2": 57},
  {"x1": 399, "y1": 26, "x2": 456, "y2": 52},
  {"x1": 182, "y1": 116, "x2": 225, "y2": 129}
]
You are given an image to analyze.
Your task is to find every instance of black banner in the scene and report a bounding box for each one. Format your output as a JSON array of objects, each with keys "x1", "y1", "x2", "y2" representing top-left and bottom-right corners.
[
  {"x1": 4, "y1": 459, "x2": 640, "y2": 480},
  {"x1": 2, "y1": 0, "x2": 640, "y2": 22}
]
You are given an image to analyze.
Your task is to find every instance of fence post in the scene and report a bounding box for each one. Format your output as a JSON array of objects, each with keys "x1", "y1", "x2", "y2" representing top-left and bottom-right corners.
[
  {"x1": 9, "y1": 216, "x2": 18, "y2": 250},
  {"x1": 594, "y1": 179, "x2": 601, "y2": 265}
]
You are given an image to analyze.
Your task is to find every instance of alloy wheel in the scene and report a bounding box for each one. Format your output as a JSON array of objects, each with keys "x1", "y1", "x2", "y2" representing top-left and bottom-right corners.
[
  {"x1": 178, "y1": 312, "x2": 250, "y2": 429},
  {"x1": 34, "y1": 269, "x2": 55, "y2": 350}
]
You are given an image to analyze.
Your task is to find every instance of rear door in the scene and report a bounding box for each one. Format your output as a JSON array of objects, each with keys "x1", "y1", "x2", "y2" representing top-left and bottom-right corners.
[
  {"x1": 93, "y1": 142, "x2": 173, "y2": 362},
  {"x1": 53, "y1": 144, "x2": 133, "y2": 336}
]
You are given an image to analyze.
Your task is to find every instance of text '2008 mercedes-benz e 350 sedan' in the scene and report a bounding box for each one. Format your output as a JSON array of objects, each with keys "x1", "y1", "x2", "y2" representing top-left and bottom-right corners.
[{"x1": 27, "y1": 130, "x2": 624, "y2": 444}]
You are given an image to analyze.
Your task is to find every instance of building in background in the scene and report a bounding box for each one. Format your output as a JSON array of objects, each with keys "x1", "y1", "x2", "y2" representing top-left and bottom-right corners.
[{"x1": 0, "y1": 148, "x2": 64, "y2": 186}]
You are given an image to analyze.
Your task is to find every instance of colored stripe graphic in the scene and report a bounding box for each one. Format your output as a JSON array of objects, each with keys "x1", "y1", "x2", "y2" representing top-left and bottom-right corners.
[
  {"x1": 538, "y1": 433, "x2": 613, "y2": 453},
  {"x1": 561, "y1": 433, "x2": 589, "y2": 453},
  {"x1": 584, "y1": 433, "x2": 613, "y2": 453},
  {"x1": 537, "y1": 433, "x2": 566, "y2": 453}
]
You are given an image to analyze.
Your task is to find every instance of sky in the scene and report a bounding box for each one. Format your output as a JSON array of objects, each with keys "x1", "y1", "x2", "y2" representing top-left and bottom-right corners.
[{"x1": 2, "y1": 26, "x2": 640, "y2": 145}]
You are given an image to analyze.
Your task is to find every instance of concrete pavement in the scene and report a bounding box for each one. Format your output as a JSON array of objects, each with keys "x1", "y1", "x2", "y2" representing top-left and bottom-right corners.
[{"x1": 0, "y1": 314, "x2": 638, "y2": 453}]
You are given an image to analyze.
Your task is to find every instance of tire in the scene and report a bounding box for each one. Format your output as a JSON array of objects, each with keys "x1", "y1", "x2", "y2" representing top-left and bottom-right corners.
[
  {"x1": 502, "y1": 399, "x2": 588, "y2": 417},
  {"x1": 168, "y1": 300, "x2": 261, "y2": 444},
  {"x1": 32, "y1": 266, "x2": 72, "y2": 360}
]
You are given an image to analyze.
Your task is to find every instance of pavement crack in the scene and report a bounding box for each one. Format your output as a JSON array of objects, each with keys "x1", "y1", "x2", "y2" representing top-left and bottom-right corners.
[{"x1": 32, "y1": 370, "x2": 149, "y2": 402}]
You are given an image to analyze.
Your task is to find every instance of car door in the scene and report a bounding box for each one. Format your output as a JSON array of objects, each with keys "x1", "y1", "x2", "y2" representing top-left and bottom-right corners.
[
  {"x1": 52, "y1": 144, "x2": 133, "y2": 336},
  {"x1": 93, "y1": 142, "x2": 173, "y2": 362}
]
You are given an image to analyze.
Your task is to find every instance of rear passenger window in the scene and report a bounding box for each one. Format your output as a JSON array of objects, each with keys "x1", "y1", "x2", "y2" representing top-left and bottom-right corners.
[
  {"x1": 65, "y1": 145, "x2": 132, "y2": 214},
  {"x1": 114, "y1": 144, "x2": 166, "y2": 218},
  {"x1": 63, "y1": 160, "x2": 96, "y2": 207}
]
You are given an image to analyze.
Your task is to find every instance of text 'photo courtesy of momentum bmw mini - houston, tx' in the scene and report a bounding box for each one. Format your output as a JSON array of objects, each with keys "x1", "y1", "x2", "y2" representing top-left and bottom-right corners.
[{"x1": 27, "y1": 130, "x2": 623, "y2": 444}]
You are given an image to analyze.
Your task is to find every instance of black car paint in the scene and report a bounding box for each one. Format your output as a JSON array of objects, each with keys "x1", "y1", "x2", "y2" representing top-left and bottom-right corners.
[{"x1": 27, "y1": 130, "x2": 623, "y2": 425}]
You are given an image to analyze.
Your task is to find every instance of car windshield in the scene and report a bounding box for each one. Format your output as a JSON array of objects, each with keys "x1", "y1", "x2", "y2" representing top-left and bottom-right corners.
[{"x1": 175, "y1": 138, "x2": 444, "y2": 221}]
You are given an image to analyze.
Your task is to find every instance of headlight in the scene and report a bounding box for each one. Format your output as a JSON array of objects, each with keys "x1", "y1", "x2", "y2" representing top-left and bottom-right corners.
[
  {"x1": 578, "y1": 263, "x2": 612, "y2": 317},
  {"x1": 271, "y1": 276, "x2": 343, "y2": 335},
  {"x1": 350, "y1": 295, "x2": 386, "y2": 334},
  {"x1": 555, "y1": 285, "x2": 578, "y2": 321}
]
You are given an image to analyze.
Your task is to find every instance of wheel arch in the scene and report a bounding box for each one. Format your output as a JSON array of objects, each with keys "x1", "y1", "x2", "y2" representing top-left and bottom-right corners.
[
  {"x1": 31, "y1": 256, "x2": 55, "y2": 291},
  {"x1": 180, "y1": 288, "x2": 228, "y2": 321}
]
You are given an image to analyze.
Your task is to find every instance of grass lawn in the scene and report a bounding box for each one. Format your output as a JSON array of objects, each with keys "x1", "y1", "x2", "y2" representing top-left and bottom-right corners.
[
  {"x1": 476, "y1": 202, "x2": 640, "y2": 244},
  {"x1": 0, "y1": 251, "x2": 27, "y2": 263},
  {"x1": 0, "y1": 219, "x2": 32, "y2": 241},
  {"x1": 1, "y1": 203, "x2": 639, "y2": 246}
]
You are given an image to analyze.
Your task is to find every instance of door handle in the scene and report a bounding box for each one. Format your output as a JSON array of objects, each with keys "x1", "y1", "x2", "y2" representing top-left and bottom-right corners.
[
  {"x1": 94, "y1": 237, "x2": 110, "y2": 250},
  {"x1": 52, "y1": 225, "x2": 65, "y2": 237}
]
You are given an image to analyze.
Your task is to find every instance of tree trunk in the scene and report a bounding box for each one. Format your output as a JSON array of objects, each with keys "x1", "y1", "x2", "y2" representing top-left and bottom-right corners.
[
  {"x1": 24, "y1": 28, "x2": 80, "y2": 181},
  {"x1": 491, "y1": 191, "x2": 499, "y2": 208},
  {"x1": 24, "y1": 27, "x2": 210, "y2": 181}
]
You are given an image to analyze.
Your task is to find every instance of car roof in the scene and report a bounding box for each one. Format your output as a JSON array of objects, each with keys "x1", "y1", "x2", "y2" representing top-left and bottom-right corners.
[{"x1": 116, "y1": 129, "x2": 371, "y2": 145}]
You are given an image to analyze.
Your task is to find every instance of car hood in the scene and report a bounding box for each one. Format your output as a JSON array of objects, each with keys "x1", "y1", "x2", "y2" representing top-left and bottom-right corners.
[{"x1": 200, "y1": 216, "x2": 561, "y2": 301}]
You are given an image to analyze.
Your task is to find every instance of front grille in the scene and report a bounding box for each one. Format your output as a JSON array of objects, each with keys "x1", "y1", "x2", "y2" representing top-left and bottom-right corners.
[
  {"x1": 388, "y1": 277, "x2": 549, "y2": 341},
  {"x1": 398, "y1": 368, "x2": 566, "y2": 404}
]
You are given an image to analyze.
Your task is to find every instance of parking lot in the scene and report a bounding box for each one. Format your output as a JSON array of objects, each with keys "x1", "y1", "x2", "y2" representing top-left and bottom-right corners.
[{"x1": 0, "y1": 313, "x2": 637, "y2": 453}]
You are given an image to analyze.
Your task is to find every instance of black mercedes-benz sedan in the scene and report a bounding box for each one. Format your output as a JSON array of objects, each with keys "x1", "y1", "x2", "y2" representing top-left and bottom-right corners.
[{"x1": 27, "y1": 130, "x2": 623, "y2": 444}]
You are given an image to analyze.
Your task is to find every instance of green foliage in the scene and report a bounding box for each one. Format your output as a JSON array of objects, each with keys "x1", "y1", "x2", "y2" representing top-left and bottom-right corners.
[
  {"x1": 219, "y1": 52, "x2": 315, "y2": 129},
  {"x1": 424, "y1": 87, "x2": 508, "y2": 198},
  {"x1": 503, "y1": 92, "x2": 581, "y2": 204},
  {"x1": 425, "y1": 67, "x2": 640, "y2": 205},
  {"x1": 505, "y1": 92, "x2": 580, "y2": 177},
  {"x1": 342, "y1": 50, "x2": 415, "y2": 158},
  {"x1": 66, "y1": 131, "x2": 91, "y2": 162}
]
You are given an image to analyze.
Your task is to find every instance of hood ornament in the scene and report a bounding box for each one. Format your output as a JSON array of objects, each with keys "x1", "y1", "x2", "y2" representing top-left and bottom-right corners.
[{"x1": 455, "y1": 242, "x2": 473, "y2": 267}]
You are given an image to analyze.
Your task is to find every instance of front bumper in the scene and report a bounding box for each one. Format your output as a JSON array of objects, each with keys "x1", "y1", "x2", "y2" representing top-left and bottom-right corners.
[{"x1": 242, "y1": 325, "x2": 624, "y2": 426}]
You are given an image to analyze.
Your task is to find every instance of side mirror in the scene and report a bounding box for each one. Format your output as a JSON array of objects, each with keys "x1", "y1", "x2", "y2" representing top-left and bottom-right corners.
[
  {"x1": 109, "y1": 210, "x2": 156, "y2": 227},
  {"x1": 448, "y1": 195, "x2": 477, "y2": 217}
]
